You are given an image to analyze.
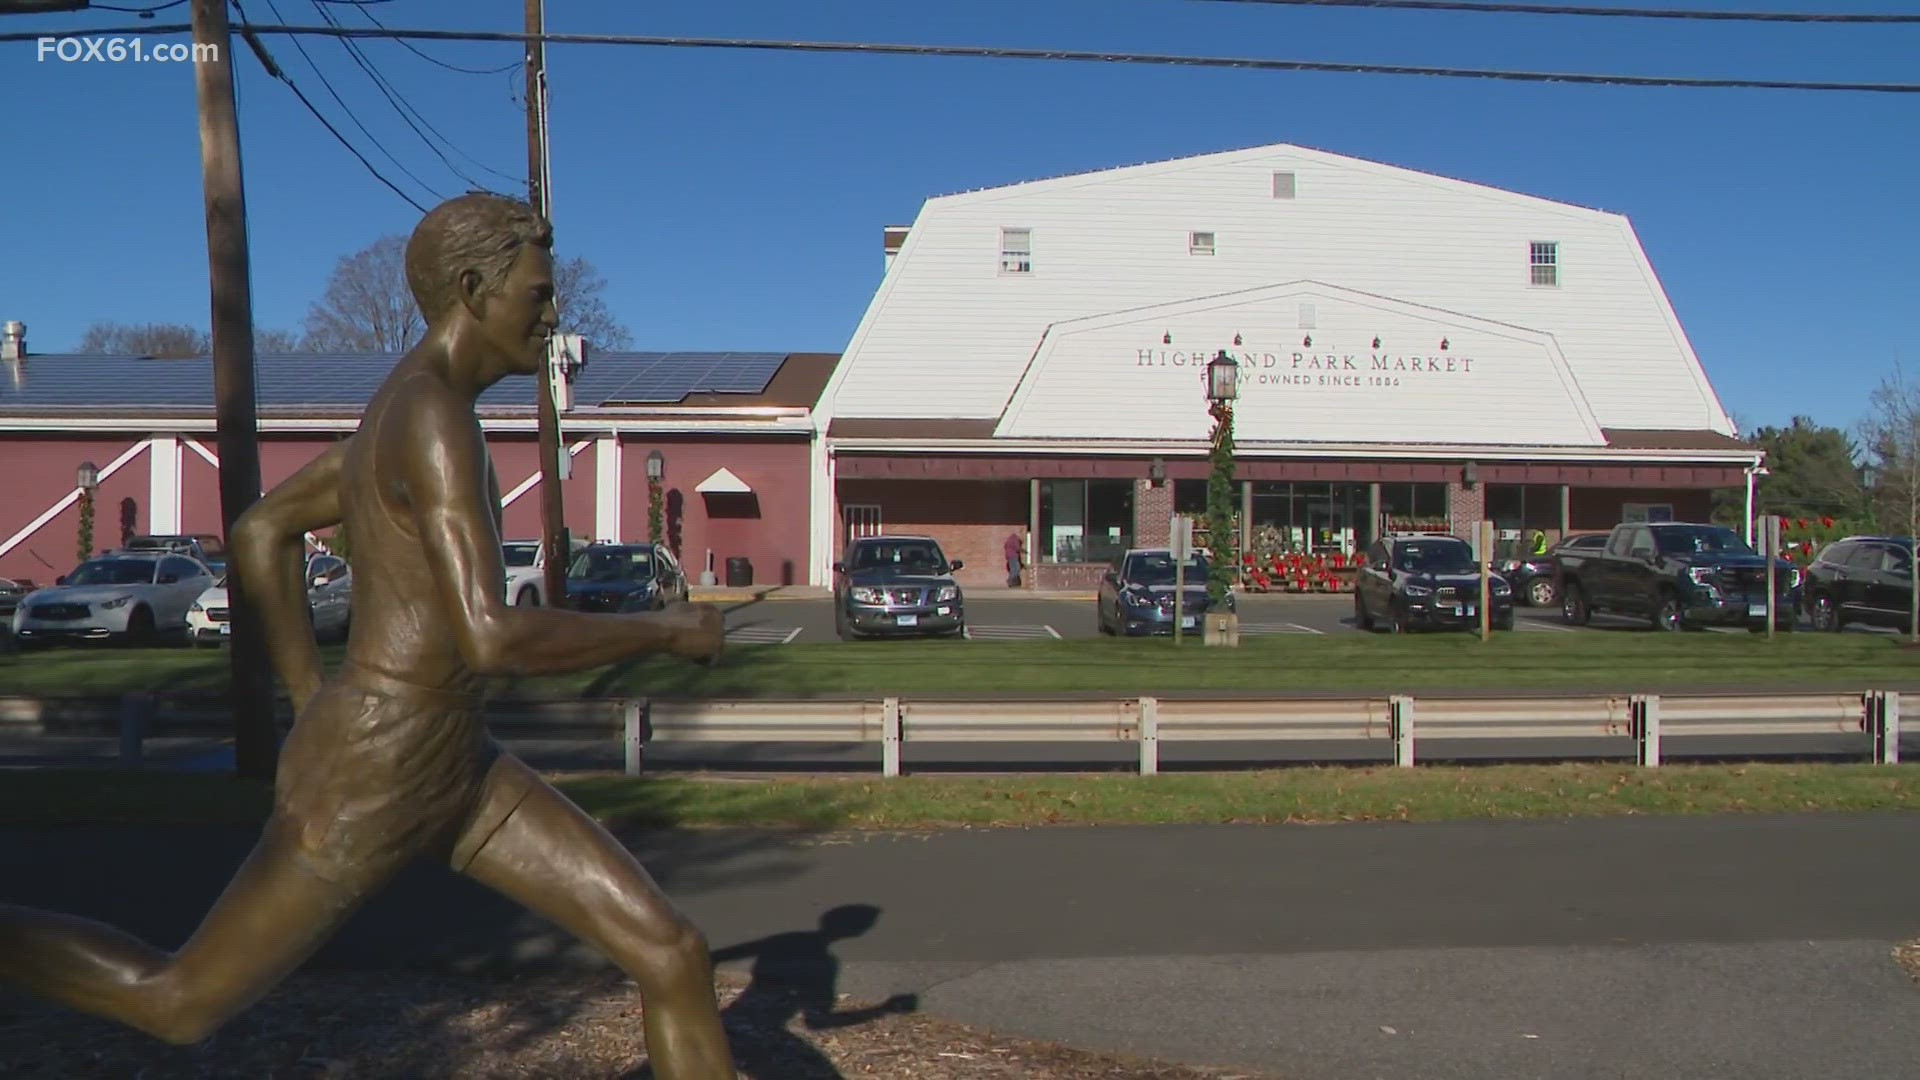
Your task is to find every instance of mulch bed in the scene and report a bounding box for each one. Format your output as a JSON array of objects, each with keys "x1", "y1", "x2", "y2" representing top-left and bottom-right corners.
[{"x1": 0, "y1": 972, "x2": 1276, "y2": 1079}]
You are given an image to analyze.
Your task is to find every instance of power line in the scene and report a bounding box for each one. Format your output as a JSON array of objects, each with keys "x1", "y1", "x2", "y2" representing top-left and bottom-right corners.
[
  {"x1": 349, "y1": 0, "x2": 520, "y2": 75},
  {"x1": 306, "y1": 0, "x2": 509, "y2": 189},
  {"x1": 1186, "y1": 0, "x2": 1920, "y2": 24},
  {"x1": 249, "y1": 0, "x2": 443, "y2": 201},
  {"x1": 7, "y1": 22, "x2": 1917, "y2": 93},
  {"x1": 231, "y1": 19, "x2": 429, "y2": 211}
]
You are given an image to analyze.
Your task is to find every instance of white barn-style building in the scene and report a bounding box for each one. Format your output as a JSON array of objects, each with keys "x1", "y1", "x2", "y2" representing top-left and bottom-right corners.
[{"x1": 809, "y1": 143, "x2": 1761, "y2": 590}]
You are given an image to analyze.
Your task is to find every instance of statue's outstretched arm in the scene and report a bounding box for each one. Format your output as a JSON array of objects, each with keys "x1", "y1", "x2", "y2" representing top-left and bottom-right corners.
[
  {"x1": 407, "y1": 397, "x2": 722, "y2": 677},
  {"x1": 230, "y1": 439, "x2": 349, "y2": 712}
]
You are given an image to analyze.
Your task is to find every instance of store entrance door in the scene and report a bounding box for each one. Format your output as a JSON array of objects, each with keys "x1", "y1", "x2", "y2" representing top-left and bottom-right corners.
[{"x1": 1306, "y1": 500, "x2": 1351, "y2": 554}]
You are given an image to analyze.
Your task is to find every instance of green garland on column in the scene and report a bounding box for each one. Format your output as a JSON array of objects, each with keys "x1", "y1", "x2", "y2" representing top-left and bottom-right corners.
[
  {"x1": 1205, "y1": 398, "x2": 1237, "y2": 604},
  {"x1": 76, "y1": 490, "x2": 94, "y2": 566}
]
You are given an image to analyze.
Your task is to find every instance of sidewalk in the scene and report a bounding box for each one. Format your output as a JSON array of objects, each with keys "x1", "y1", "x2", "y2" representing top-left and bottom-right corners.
[{"x1": 2, "y1": 814, "x2": 1916, "y2": 1078}]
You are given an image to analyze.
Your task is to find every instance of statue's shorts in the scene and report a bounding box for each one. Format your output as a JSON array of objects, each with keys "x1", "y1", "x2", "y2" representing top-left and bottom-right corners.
[{"x1": 270, "y1": 660, "x2": 538, "y2": 894}]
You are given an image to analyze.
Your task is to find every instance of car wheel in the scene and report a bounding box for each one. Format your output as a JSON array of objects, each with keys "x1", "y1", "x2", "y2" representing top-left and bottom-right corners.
[
  {"x1": 1652, "y1": 593, "x2": 1683, "y2": 632},
  {"x1": 1561, "y1": 583, "x2": 1591, "y2": 626},
  {"x1": 126, "y1": 605, "x2": 156, "y2": 647},
  {"x1": 1810, "y1": 594, "x2": 1839, "y2": 632},
  {"x1": 1389, "y1": 605, "x2": 1410, "y2": 634},
  {"x1": 1528, "y1": 578, "x2": 1556, "y2": 608},
  {"x1": 514, "y1": 586, "x2": 539, "y2": 607}
]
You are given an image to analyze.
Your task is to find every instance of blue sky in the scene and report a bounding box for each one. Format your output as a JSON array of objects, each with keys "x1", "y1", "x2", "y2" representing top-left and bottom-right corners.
[{"x1": 5, "y1": 0, "x2": 1915, "y2": 437}]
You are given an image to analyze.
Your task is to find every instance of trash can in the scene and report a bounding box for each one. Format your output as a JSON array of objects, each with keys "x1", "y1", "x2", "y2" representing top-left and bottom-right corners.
[{"x1": 725, "y1": 556, "x2": 753, "y2": 587}]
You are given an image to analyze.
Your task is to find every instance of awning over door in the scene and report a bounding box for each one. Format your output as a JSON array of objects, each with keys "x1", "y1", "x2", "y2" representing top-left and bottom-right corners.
[{"x1": 695, "y1": 467, "x2": 752, "y2": 493}]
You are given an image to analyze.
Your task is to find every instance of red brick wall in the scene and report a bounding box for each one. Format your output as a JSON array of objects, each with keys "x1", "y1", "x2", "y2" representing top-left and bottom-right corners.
[
  {"x1": 1134, "y1": 479, "x2": 1172, "y2": 546},
  {"x1": 836, "y1": 479, "x2": 1027, "y2": 589},
  {"x1": 1447, "y1": 482, "x2": 1484, "y2": 542},
  {"x1": 1569, "y1": 488, "x2": 1713, "y2": 531},
  {"x1": 0, "y1": 435, "x2": 152, "y2": 584}
]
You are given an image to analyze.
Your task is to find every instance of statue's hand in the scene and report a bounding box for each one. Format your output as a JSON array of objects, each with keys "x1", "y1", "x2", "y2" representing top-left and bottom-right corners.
[{"x1": 660, "y1": 601, "x2": 726, "y2": 664}]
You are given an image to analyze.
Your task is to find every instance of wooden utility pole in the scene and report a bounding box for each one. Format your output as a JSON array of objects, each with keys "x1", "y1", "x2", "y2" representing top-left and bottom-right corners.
[
  {"x1": 191, "y1": 0, "x2": 277, "y2": 779},
  {"x1": 526, "y1": 0, "x2": 570, "y2": 607}
]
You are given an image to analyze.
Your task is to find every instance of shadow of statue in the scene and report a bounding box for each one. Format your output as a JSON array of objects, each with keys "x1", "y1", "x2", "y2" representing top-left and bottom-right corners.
[{"x1": 626, "y1": 904, "x2": 914, "y2": 1079}]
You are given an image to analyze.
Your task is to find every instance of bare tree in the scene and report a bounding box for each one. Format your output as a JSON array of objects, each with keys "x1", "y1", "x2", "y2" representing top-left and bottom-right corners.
[
  {"x1": 1861, "y1": 363, "x2": 1920, "y2": 643},
  {"x1": 301, "y1": 236, "x2": 424, "y2": 353},
  {"x1": 300, "y1": 235, "x2": 631, "y2": 353},
  {"x1": 553, "y1": 256, "x2": 632, "y2": 349},
  {"x1": 254, "y1": 327, "x2": 304, "y2": 353},
  {"x1": 78, "y1": 321, "x2": 209, "y2": 358}
]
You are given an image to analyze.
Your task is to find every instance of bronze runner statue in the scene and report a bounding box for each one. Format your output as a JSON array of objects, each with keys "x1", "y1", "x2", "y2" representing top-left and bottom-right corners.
[{"x1": 0, "y1": 193, "x2": 738, "y2": 1078}]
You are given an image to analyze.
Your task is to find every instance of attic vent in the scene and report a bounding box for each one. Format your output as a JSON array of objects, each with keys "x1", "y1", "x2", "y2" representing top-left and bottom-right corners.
[
  {"x1": 1272, "y1": 171, "x2": 1296, "y2": 199},
  {"x1": 1298, "y1": 303, "x2": 1317, "y2": 329}
]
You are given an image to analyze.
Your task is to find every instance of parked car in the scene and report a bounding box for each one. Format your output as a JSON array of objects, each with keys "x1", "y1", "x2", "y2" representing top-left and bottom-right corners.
[
  {"x1": 1096, "y1": 547, "x2": 1228, "y2": 636},
  {"x1": 124, "y1": 533, "x2": 229, "y2": 576},
  {"x1": 831, "y1": 535, "x2": 966, "y2": 640},
  {"x1": 564, "y1": 543, "x2": 689, "y2": 613},
  {"x1": 1556, "y1": 521, "x2": 1799, "y2": 632},
  {"x1": 185, "y1": 553, "x2": 353, "y2": 646},
  {"x1": 502, "y1": 537, "x2": 589, "y2": 606},
  {"x1": 0, "y1": 576, "x2": 30, "y2": 622},
  {"x1": 1800, "y1": 535, "x2": 1915, "y2": 632},
  {"x1": 10, "y1": 550, "x2": 216, "y2": 646},
  {"x1": 1493, "y1": 531, "x2": 1562, "y2": 607},
  {"x1": 1355, "y1": 533, "x2": 1513, "y2": 633}
]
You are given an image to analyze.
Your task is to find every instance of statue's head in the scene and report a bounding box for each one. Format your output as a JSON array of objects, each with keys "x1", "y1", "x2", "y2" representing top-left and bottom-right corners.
[{"x1": 406, "y1": 191, "x2": 556, "y2": 375}]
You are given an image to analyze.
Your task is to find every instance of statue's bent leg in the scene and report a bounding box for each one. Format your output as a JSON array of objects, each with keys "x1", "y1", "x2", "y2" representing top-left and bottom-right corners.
[
  {"x1": 454, "y1": 754, "x2": 735, "y2": 1080},
  {"x1": 0, "y1": 815, "x2": 366, "y2": 1045}
]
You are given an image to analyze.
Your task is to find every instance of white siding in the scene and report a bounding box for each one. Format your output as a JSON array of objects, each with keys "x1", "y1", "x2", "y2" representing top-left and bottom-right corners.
[{"x1": 821, "y1": 144, "x2": 1731, "y2": 436}]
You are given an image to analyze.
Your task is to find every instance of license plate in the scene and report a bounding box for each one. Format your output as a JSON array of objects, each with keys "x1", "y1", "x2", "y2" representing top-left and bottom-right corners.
[
  {"x1": 219, "y1": 623, "x2": 231, "y2": 635},
  {"x1": 936, "y1": 606, "x2": 950, "y2": 615},
  {"x1": 896, "y1": 614, "x2": 918, "y2": 627},
  {"x1": 1181, "y1": 616, "x2": 1196, "y2": 628},
  {"x1": 1747, "y1": 602, "x2": 1768, "y2": 617},
  {"x1": 1445, "y1": 605, "x2": 1461, "y2": 616},
  {"x1": 1465, "y1": 604, "x2": 1476, "y2": 617}
]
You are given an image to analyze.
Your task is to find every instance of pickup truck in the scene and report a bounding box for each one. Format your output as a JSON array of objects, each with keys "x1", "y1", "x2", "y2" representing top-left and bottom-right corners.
[
  {"x1": 1556, "y1": 521, "x2": 1800, "y2": 632},
  {"x1": 501, "y1": 537, "x2": 586, "y2": 607}
]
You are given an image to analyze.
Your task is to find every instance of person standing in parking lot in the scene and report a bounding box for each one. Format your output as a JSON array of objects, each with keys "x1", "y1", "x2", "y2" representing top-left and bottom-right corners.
[{"x1": 1005, "y1": 530, "x2": 1024, "y2": 588}]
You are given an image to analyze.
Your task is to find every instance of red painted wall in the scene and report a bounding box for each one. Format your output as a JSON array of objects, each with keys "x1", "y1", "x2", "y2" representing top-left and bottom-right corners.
[
  {"x1": 0, "y1": 435, "x2": 153, "y2": 585},
  {"x1": 630, "y1": 437, "x2": 812, "y2": 588},
  {"x1": 486, "y1": 436, "x2": 599, "y2": 543},
  {"x1": 1570, "y1": 487, "x2": 1714, "y2": 531}
]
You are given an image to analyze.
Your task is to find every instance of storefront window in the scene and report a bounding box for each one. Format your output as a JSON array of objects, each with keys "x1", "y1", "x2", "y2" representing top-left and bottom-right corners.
[
  {"x1": 1484, "y1": 484, "x2": 1565, "y2": 532},
  {"x1": 1248, "y1": 482, "x2": 1371, "y2": 555},
  {"x1": 1039, "y1": 479, "x2": 1135, "y2": 563},
  {"x1": 1378, "y1": 483, "x2": 1451, "y2": 533}
]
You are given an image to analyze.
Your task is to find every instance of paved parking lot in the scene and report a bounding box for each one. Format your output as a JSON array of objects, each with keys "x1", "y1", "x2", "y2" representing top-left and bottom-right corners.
[{"x1": 717, "y1": 593, "x2": 1821, "y2": 643}]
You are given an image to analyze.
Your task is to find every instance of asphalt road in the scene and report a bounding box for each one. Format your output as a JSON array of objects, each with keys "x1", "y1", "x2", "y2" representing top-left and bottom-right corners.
[
  {"x1": 722, "y1": 593, "x2": 1828, "y2": 644},
  {"x1": 2, "y1": 815, "x2": 1916, "y2": 1078}
]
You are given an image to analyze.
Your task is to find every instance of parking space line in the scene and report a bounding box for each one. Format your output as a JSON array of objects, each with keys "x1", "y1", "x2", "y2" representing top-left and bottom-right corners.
[
  {"x1": 1238, "y1": 622, "x2": 1323, "y2": 636},
  {"x1": 782, "y1": 627, "x2": 803, "y2": 644},
  {"x1": 1044, "y1": 624, "x2": 1061, "y2": 639},
  {"x1": 965, "y1": 625, "x2": 1057, "y2": 640},
  {"x1": 1516, "y1": 620, "x2": 1575, "y2": 633},
  {"x1": 1285, "y1": 622, "x2": 1324, "y2": 635},
  {"x1": 726, "y1": 625, "x2": 803, "y2": 644}
]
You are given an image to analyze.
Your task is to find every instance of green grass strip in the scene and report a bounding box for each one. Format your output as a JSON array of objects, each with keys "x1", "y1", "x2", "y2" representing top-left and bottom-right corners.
[
  {"x1": 3, "y1": 633, "x2": 1919, "y2": 699},
  {"x1": 2, "y1": 764, "x2": 1913, "y2": 829}
]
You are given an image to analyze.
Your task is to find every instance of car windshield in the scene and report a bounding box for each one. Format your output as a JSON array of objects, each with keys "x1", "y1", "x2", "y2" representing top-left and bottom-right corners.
[
  {"x1": 1395, "y1": 541, "x2": 1476, "y2": 573},
  {"x1": 568, "y1": 548, "x2": 655, "y2": 582},
  {"x1": 65, "y1": 559, "x2": 157, "y2": 586},
  {"x1": 1653, "y1": 526, "x2": 1754, "y2": 556},
  {"x1": 1125, "y1": 552, "x2": 1209, "y2": 585},
  {"x1": 850, "y1": 541, "x2": 948, "y2": 572},
  {"x1": 503, "y1": 545, "x2": 539, "y2": 568}
]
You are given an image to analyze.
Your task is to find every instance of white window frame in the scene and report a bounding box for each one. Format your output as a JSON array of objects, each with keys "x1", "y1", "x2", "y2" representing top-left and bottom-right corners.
[
  {"x1": 1530, "y1": 241, "x2": 1559, "y2": 288},
  {"x1": 999, "y1": 228, "x2": 1032, "y2": 275},
  {"x1": 1189, "y1": 230, "x2": 1216, "y2": 256},
  {"x1": 1272, "y1": 171, "x2": 1296, "y2": 199}
]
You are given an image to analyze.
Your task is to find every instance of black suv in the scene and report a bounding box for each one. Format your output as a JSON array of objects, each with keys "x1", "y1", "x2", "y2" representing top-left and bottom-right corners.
[
  {"x1": 1801, "y1": 535, "x2": 1914, "y2": 632},
  {"x1": 1355, "y1": 533, "x2": 1513, "y2": 632},
  {"x1": 832, "y1": 535, "x2": 965, "y2": 640}
]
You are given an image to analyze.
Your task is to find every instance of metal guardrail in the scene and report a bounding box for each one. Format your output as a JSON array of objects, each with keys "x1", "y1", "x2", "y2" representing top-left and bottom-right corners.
[{"x1": 0, "y1": 690, "x2": 1903, "y2": 776}]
